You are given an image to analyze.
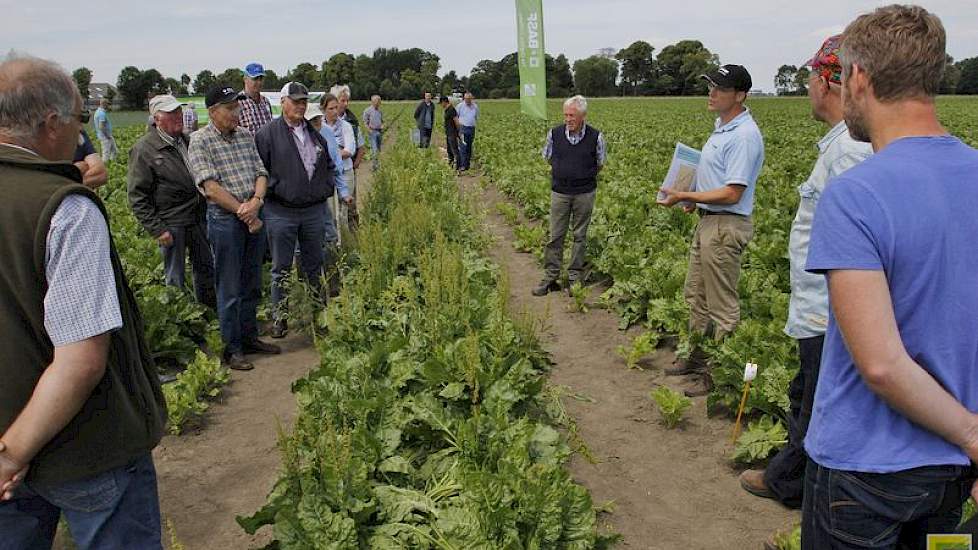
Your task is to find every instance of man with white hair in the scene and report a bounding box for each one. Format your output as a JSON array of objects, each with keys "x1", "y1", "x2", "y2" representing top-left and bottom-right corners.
[
  {"x1": 255, "y1": 82, "x2": 337, "y2": 339},
  {"x1": 0, "y1": 54, "x2": 167, "y2": 547},
  {"x1": 189, "y1": 85, "x2": 277, "y2": 370},
  {"x1": 533, "y1": 95, "x2": 606, "y2": 297},
  {"x1": 362, "y1": 94, "x2": 383, "y2": 171},
  {"x1": 128, "y1": 94, "x2": 216, "y2": 309}
]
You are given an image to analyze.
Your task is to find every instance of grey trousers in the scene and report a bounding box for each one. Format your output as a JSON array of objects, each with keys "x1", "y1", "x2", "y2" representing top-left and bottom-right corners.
[{"x1": 543, "y1": 190, "x2": 596, "y2": 283}]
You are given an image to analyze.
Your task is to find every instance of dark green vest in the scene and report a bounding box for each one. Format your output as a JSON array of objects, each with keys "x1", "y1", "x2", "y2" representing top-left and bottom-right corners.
[{"x1": 0, "y1": 145, "x2": 166, "y2": 485}]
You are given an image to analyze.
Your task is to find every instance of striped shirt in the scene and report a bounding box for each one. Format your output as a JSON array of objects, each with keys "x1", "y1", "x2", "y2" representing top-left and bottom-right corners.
[{"x1": 188, "y1": 123, "x2": 267, "y2": 204}]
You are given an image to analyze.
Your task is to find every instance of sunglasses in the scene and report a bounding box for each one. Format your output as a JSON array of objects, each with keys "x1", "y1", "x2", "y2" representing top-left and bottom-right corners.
[{"x1": 74, "y1": 109, "x2": 91, "y2": 124}]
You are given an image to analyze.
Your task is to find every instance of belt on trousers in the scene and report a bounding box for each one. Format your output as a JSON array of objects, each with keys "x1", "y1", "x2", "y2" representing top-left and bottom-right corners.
[{"x1": 698, "y1": 208, "x2": 745, "y2": 217}]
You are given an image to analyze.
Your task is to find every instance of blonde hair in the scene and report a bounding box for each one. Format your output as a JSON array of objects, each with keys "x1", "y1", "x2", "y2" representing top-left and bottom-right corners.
[{"x1": 841, "y1": 4, "x2": 946, "y2": 101}]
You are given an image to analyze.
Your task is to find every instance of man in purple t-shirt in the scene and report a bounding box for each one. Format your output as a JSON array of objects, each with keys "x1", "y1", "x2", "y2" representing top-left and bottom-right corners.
[{"x1": 801, "y1": 6, "x2": 978, "y2": 549}]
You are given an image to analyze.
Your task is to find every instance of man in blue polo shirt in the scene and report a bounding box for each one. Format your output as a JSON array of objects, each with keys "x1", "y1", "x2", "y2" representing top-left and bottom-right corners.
[
  {"x1": 800, "y1": 6, "x2": 978, "y2": 549},
  {"x1": 658, "y1": 64, "x2": 764, "y2": 397}
]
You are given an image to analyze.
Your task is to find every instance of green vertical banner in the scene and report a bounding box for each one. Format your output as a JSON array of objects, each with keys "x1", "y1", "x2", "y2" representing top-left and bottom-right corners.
[{"x1": 516, "y1": 0, "x2": 547, "y2": 120}]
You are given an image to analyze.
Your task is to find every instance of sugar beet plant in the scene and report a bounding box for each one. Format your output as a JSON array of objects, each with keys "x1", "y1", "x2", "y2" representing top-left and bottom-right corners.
[{"x1": 239, "y1": 139, "x2": 617, "y2": 548}]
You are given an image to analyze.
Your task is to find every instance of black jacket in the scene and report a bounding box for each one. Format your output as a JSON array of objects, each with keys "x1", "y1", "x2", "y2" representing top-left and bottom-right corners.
[
  {"x1": 127, "y1": 130, "x2": 204, "y2": 237},
  {"x1": 414, "y1": 100, "x2": 435, "y2": 129},
  {"x1": 255, "y1": 117, "x2": 335, "y2": 208}
]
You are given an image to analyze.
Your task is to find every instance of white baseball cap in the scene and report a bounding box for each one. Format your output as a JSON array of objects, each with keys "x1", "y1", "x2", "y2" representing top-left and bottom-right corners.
[{"x1": 148, "y1": 95, "x2": 185, "y2": 115}]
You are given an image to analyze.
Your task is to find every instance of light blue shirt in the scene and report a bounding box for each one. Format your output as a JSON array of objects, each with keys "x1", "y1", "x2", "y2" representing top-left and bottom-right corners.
[
  {"x1": 319, "y1": 124, "x2": 350, "y2": 199},
  {"x1": 695, "y1": 109, "x2": 764, "y2": 216},
  {"x1": 94, "y1": 107, "x2": 112, "y2": 140},
  {"x1": 805, "y1": 136, "x2": 978, "y2": 473},
  {"x1": 456, "y1": 101, "x2": 479, "y2": 127},
  {"x1": 784, "y1": 121, "x2": 872, "y2": 339}
]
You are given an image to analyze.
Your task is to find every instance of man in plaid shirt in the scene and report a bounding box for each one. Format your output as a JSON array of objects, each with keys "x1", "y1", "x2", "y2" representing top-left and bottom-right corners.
[
  {"x1": 188, "y1": 85, "x2": 280, "y2": 371},
  {"x1": 238, "y1": 63, "x2": 273, "y2": 136},
  {"x1": 181, "y1": 102, "x2": 199, "y2": 139}
]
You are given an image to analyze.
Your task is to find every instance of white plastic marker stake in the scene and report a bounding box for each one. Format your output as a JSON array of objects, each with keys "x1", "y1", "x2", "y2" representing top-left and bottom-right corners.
[{"x1": 732, "y1": 361, "x2": 759, "y2": 444}]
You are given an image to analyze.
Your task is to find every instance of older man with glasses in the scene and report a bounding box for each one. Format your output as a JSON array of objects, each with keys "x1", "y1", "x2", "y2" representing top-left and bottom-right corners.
[
  {"x1": 128, "y1": 94, "x2": 216, "y2": 310},
  {"x1": 189, "y1": 85, "x2": 279, "y2": 371},
  {"x1": 255, "y1": 82, "x2": 337, "y2": 339},
  {"x1": 0, "y1": 54, "x2": 167, "y2": 548}
]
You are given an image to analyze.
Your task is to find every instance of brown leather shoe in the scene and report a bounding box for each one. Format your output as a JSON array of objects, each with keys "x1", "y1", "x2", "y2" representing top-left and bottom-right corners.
[
  {"x1": 223, "y1": 352, "x2": 254, "y2": 371},
  {"x1": 683, "y1": 373, "x2": 713, "y2": 397},
  {"x1": 665, "y1": 347, "x2": 708, "y2": 376},
  {"x1": 739, "y1": 469, "x2": 776, "y2": 500},
  {"x1": 243, "y1": 338, "x2": 282, "y2": 355}
]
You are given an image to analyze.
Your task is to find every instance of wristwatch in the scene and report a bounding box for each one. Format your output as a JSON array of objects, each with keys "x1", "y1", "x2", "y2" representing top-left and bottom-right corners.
[{"x1": 252, "y1": 195, "x2": 264, "y2": 205}]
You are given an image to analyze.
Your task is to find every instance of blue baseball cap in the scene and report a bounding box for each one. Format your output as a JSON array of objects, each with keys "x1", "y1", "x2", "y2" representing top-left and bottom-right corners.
[{"x1": 243, "y1": 63, "x2": 265, "y2": 78}]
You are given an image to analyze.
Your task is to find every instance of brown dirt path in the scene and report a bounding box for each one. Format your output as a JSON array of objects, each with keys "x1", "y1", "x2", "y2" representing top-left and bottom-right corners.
[
  {"x1": 154, "y1": 334, "x2": 317, "y2": 549},
  {"x1": 443, "y1": 132, "x2": 798, "y2": 548},
  {"x1": 150, "y1": 154, "x2": 381, "y2": 550}
]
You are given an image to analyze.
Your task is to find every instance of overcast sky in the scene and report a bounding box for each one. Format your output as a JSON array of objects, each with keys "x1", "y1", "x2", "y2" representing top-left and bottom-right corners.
[{"x1": 4, "y1": 0, "x2": 977, "y2": 94}]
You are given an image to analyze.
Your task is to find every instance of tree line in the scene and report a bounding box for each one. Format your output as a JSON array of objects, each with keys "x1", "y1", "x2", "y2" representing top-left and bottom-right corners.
[
  {"x1": 71, "y1": 43, "x2": 978, "y2": 110},
  {"x1": 775, "y1": 54, "x2": 978, "y2": 96}
]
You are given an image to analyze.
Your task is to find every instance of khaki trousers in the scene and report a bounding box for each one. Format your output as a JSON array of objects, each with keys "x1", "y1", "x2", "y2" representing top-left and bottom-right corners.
[{"x1": 683, "y1": 213, "x2": 753, "y2": 338}]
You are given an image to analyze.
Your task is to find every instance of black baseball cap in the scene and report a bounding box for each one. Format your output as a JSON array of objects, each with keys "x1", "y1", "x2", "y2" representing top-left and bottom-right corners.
[
  {"x1": 280, "y1": 82, "x2": 309, "y2": 101},
  {"x1": 205, "y1": 86, "x2": 244, "y2": 108},
  {"x1": 701, "y1": 65, "x2": 753, "y2": 92}
]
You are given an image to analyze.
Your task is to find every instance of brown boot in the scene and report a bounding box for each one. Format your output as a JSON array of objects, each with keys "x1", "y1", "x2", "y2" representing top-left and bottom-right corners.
[
  {"x1": 683, "y1": 372, "x2": 714, "y2": 397},
  {"x1": 739, "y1": 469, "x2": 776, "y2": 500},
  {"x1": 665, "y1": 347, "x2": 708, "y2": 376}
]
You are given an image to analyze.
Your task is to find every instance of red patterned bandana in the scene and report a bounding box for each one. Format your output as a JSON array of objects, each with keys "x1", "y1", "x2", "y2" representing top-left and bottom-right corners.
[{"x1": 806, "y1": 34, "x2": 843, "y2": 84}]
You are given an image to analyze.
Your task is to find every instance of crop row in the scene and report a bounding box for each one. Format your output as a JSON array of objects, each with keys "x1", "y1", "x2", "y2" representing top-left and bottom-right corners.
[{"x1": 239, "y1": 136, "x2": 615, "y2": 548}]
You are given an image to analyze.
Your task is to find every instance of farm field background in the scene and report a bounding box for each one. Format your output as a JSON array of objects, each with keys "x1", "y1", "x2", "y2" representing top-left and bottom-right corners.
[
  {"x1": 473, "y1": 95, "x2": 978, "y2": 438},
  {"x1": 80, "y1": 96, "x2": 978, "y2": 549}
]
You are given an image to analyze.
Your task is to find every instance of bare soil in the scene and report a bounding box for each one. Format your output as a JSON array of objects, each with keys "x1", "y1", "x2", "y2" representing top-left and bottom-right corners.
[{"x1": 465, "y1": 173, "x2": 799, "y2": 549}]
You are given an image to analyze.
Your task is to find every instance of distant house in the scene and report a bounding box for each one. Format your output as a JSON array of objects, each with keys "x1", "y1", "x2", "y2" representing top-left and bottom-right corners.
[{"x1": 87, "y1": 83, "x2": 116, "y2": 109}]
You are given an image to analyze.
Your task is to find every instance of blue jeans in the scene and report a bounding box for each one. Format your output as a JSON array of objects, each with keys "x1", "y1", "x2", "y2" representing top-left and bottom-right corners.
[
  {"x1": 764, "y1": 335, "x2": 824, "y2": 508},
  {"x1": 419, "y1": 127, "x2": 432, "y2": 148},
  {"x1": 368, "y1": 129, "x2": 382, "y2": 170},
  {"x1": 160, "y1": 220, "x2": 216, "y2": 310},
  {"x1": 458, "y1": 126, "x2": 476, "y2": 170},
  {"x1": 265, "y1": 203, "x2": 327, "y2": 321},
  {"x1": 207, "y1": 208, "x2": 265, "y2": 355},
  {"x1": 0, "y1": 453, "x2": 162, "y2": 550},
  {"x1": 802, "y1": 459, "x2": 975, "y2": 549}
]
